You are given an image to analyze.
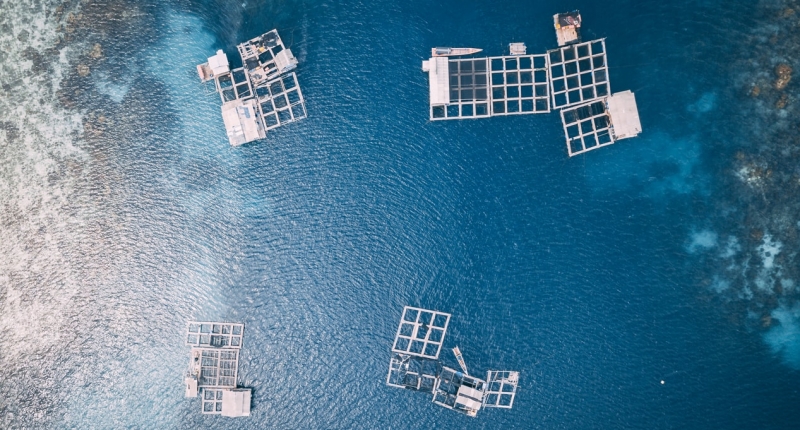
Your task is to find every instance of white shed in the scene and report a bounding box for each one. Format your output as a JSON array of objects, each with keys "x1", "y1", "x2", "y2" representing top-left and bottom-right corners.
[
  {"x1": 208, "y1": 50, "x2": 230, "y2": 76},
  {"x1": 275, "y1": 48, "x2": 298, "y2": 74},
  {"x1": 607, "y1": 90, "x2": 642, "y2": 140},
  {"x1": 422, "y1": 57, "x2": 450, "y2": 106},
  {"x1": 221, "y1": 389, "x2": 252, "y2": 417}
]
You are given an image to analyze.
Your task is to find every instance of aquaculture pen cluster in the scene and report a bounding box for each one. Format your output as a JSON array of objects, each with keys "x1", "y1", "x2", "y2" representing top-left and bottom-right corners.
[
  {"x1": 184, "y1": 14, "x2": 642, "y2": 419},
  {"x1": 184, "y1": 322, "x2": 251, "y2": 417},
  {"x1": 422, "y1": 11, "x2": 643, "y2": 156}
]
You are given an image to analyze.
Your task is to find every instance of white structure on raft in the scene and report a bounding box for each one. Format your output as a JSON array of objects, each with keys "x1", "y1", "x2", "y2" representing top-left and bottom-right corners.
[
  {"x1": 197, "y1": 29, "x2": 306, "y2": 146},
  {"x1": 184, "y1": 321, "x2": 251, "y2": 417},
  {"x1": 386, "y1": 306, "x2": 520, "y2": 417},
  {"x1": 421, "y1": 12, "x2": 642, "y2": 157},
  {"x1": 554, "y1": 11, "x2": 582, "y2": 46}
]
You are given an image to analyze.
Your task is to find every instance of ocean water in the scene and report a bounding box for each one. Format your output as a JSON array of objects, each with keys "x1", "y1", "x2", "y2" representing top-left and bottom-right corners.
[{"x1": 2, "y1": 0, "x2": 800, "y2": 428}]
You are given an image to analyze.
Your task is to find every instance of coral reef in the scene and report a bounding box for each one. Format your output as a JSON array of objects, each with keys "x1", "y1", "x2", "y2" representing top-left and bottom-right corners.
[{"x1": 696, "y1": 0, "x2": 800, "y2": 341}]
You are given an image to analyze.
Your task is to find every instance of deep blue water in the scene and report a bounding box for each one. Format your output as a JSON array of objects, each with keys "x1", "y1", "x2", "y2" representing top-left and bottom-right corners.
[{"x1": 2, "y1": 0, "x2": 800, "y2": 428}]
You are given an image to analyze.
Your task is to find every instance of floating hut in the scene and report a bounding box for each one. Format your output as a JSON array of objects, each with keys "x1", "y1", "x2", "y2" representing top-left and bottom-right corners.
[
  {"x1": 184, "y1": 322, "x2": 251, "y2": 417},
  {"x1": 385, "y1": 306, "x2": 519, "y2": 417},
  {"x1": 197, "y1": 50, "x2": 230, "y2": 81},
  {"x1": 553, "y1": 11, "x2": 582, "y2": 46},
  {"x1": 198, "y1": 29, "x2": 307, "y2": 146}
]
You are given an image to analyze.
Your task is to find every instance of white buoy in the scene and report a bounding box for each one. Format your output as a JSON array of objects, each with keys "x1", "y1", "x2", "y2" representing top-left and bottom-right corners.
[{"x1": 660, "y1": 380, "x2": 665, "y2": 385}]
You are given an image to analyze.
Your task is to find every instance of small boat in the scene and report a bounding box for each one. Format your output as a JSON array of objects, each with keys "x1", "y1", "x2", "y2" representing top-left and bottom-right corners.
[
  {"x1": 453, "y1": 346, "x2": 469, "y2": 375},
  {"x1": 431, "y1": 47, "x2": 482, "y2": 57}
]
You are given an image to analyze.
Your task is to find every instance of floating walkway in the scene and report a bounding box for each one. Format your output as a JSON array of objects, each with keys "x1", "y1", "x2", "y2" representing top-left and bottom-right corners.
[
  {"x1": 184, "y1": 321, "x2": 251, "y2": 417},
  {"x1": 421, "y1": 11, "x2": 642, "y2": 157},
  {"x1": 386, "y1": 306, "x2": 519, "y2": 417},
  {"x1": 198, "y1": 29, "x2": 307, "y2": 146}
]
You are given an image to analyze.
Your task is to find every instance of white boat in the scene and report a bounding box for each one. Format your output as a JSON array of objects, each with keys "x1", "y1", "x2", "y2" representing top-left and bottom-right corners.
[
  {"x1": 453, "y1": 346, "x2": 469, "y2": 375},
  {"x1": 431, "y1": 47, "x2": 482, "y2": 57}
]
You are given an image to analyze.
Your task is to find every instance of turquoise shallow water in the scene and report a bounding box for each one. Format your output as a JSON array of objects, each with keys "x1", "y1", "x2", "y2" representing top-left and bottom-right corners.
[{"x1": 2, "y1": 0, "x2": 800, "y2": 428}]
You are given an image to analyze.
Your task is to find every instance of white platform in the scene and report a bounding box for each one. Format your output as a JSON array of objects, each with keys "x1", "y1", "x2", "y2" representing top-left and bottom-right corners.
[
  {"x1": 197, "y1": 29, "x2": 307, "y2": 146},
  {"x1": 606, "y1": 90, "x2": 642, "y2": 140},
  {"x1": 185, "y1": 376, "x2": 198, "y2": 398},
  {"x1": 423, "y1": 57, "x2": 450, "y2": 106}
]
